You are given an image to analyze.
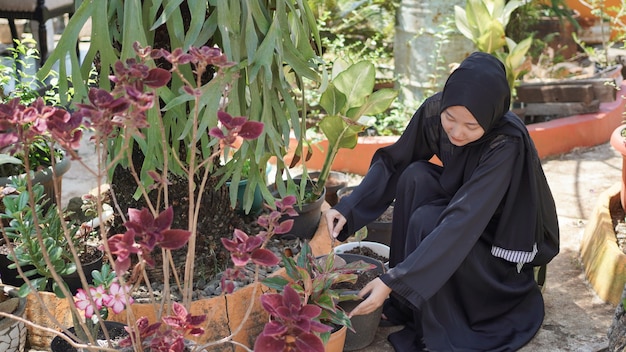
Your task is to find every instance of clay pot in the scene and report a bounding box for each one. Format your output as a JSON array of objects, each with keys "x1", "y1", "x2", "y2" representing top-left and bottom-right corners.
[
  {"x1": 325, "y1": 325, "x2": 347, "y2": 352},
  {"x1": 0, "y1": 285, "x2": 27, "y2": 352}
]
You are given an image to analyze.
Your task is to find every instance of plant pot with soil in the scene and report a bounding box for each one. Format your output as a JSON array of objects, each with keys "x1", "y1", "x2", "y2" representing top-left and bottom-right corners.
[
  {"x1": 333, "y1": 241, "x2": 390, "y2": 268},
  {"x1": 0, "y1": 285, "x2": 27, "y2": 352},
  {"x1": 258, "y1": 241, "x2": 378, "y2": 352},
  {"x1": 333, "y1": 252, "x2": 386, "y2": 351},
  {"x1": 300, "y1": 170, "x2": 348, "y2": 207}
]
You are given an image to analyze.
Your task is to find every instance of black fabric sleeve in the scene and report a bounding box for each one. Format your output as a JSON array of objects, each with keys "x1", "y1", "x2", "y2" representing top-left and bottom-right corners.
[
  {"x1": 332, "y1": 98, "x2": 440, "y2": 241},
  {"x1": 379, "y1": 137, "x2": 520, "y2": 308}
]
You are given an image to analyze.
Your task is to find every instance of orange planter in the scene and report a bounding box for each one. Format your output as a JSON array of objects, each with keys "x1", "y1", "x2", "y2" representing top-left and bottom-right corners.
[{"x1": 280, "y1": 81, "x2": 626, "y2": 176}]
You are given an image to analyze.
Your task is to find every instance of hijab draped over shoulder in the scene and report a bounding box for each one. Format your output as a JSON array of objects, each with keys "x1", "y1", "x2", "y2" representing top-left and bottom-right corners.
[{"x1": 439, "y1": 52, "x2": 559, "y2": 269}]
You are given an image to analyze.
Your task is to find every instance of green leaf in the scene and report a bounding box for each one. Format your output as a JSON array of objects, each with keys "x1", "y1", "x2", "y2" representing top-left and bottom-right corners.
[
  {"x1": 319, "y1": 84, "x2": 347, "y2": 116},
  {"x1": 261, "y1": 276, "x2": 290, "y2": 291},
  {"x1": 332, "y1": 61, "x2": 376, "y2": 111},
  {"x1": 346, "y1": 88, "x2": 398, "y2": 121}
]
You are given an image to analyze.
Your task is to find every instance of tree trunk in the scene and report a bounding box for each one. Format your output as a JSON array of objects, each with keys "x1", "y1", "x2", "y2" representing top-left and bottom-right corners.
[{"x1": 394, "y1": 0, "x2": 474, "y2": 104}]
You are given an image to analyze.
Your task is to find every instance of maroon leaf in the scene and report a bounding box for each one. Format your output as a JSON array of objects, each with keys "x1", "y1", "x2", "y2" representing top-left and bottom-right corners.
[
  {"x1": 238, "y1": 121, "x2": 264, "y2": 139},
  {"x1": 254, "y1": 333, "x2": 286, "y2": 352},
  {"x1": 295, "y1": 332, "x2": 326, "y2": 352},
  {"x1": 251, "y1": 248, "x2": 280, "y2": 266},
  {"x1": 158, "y1": 229, "x2": 191, "y2": 249},
  {"x1": 144, "y1": 68, "x2": 171, "y2": 88}
]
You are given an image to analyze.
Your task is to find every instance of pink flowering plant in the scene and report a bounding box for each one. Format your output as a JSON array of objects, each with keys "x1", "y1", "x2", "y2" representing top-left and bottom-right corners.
[
  {"x1": 72, "y1": 263, "x2": 133, "y2": 342},
  {"x1": 0, "y1": 40, "x2": 295, "y2": 352}
]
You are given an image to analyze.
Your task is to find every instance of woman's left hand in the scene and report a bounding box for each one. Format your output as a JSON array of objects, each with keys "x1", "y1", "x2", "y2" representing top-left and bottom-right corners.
[{"x1": 348, "y1": 277, "x2": 392, "y2": 317}]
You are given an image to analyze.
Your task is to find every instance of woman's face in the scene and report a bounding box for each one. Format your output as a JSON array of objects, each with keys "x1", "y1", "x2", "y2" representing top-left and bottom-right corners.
[{"x1": 440, "y1": 106, "x2": 485, "y2": 146}]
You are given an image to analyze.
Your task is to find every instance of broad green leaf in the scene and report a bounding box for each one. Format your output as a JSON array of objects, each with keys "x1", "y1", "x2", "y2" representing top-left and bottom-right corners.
[
  {"x1": 332, "y1": 61, "x2": 375, "y2": 110},
  {"x1": 476, "y1": 20, "x2": 506, "y2": 53},
  {"x1": 319, "y1": 84, "x2": 347, "y2": 116},
  {"x1": 346, "y1": 89, "x2": 399, "y2": 121}
]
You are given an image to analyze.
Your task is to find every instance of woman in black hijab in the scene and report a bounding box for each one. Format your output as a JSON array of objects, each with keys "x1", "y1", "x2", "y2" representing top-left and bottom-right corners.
[{"x1": 325, "y1": 52, "x2": 559, "y2": 351}]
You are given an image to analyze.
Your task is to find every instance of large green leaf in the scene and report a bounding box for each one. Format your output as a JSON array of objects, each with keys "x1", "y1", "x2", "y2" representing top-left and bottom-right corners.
[
  {"x1": 319, "y1": 84, "x2": 347, "y2": 116},
  {"x1": 332, "y1": 61, "x2": 375, "y2": 111},
  {"x1": 346, "y1": 88, "x2": 399, "y2": 120}
]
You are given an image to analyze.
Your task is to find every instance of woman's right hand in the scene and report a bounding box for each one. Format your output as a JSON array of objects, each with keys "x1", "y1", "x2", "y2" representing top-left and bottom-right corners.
[{"x1": 325, "y1": 208, "x2": 346, "y2": 240}]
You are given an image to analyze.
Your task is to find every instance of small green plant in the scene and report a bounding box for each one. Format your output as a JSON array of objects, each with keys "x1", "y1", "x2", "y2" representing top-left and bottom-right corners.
[
  {"x1": 454, "y1": 0, "x2": 533, "y2": 93},
  {"x1": 310, "y1": 59, "x2": 398, "y2": 199},
  {"x1": 1, "y1": 178, "x2": 81, "y2": 297}
]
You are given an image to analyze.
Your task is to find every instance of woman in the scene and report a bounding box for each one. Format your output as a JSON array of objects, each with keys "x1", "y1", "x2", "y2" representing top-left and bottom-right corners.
[{"x1": 325, "y1": 52, "x2": 559, "y2": 351}]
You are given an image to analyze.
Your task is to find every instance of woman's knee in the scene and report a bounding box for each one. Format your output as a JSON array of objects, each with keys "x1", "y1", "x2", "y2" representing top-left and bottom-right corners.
[{"x1": 398, "y1": 161, "x2": 442, "y2": 192}]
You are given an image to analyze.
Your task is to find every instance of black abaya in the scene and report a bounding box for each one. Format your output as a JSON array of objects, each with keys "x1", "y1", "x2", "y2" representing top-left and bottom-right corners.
[{"x1": 332, "y1": 53, "x2": 559, "y2": 352}]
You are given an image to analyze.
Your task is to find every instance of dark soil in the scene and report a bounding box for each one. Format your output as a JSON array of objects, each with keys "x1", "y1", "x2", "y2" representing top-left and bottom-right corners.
[
  {"x1": 343, "y1": 246, "x2": 388, "y2": 264},
  {"x1": 332, "y1": 247, "x2": 387, "y2": 291},
  {"x1": 108, "y1": 165, "x2": 262, "y2": 291}
]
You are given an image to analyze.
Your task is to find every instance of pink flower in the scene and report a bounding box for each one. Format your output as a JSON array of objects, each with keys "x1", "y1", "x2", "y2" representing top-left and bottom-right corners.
[
  {"x1": 104, "y1": 282, "x2": 134, "y2": 314},
  {"x1": 74, "y1": 288, "x2": 98, "y2": 319}
]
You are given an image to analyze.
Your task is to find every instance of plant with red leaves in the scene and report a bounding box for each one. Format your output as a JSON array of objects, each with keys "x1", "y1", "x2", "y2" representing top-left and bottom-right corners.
[
  {"x1": 0, "y1": 40, "x2": 271, "y2": 352},
  {"x1": 256, "y1": 240, "x2": 376, "y2": 351}
]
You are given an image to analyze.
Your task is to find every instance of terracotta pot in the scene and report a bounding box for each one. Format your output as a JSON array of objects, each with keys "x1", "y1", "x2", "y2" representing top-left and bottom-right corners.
[
  {"x1": 610, "y1": 124, "x2": 626, "y2": 210},
  {"x1": 0, "y1": 285, "x2": 27, "y2": 352},
  {"x1": 50, "y1": 321, "x2": 128, "y2": 352},
  {"x1": 25, "y1": 290, "x2": 73, "y2": 349},
  {"x1": 325, "y1": 324, "x2": 347, "y2": 352}
]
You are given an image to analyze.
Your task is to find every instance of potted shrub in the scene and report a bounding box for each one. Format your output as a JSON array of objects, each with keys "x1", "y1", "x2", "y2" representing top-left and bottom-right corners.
[
  {"x1": 0, "y1": 40, "x2": 73, "y2": 202},
  {"x1": 0, "y1": 285, "x2": 27, "y2": 352},
  {"x1": 258, "y1": 240, "x2": 378, "y2": 352},
  {"x1": 0, "y1": 177, "x2": 102, "y2": 296},
  {"x1": 305, "y1": 59, "x2": 398, "y2": 202},
  {"x1": 283, "y1": 60, "x2": 397, "y2": 239}
]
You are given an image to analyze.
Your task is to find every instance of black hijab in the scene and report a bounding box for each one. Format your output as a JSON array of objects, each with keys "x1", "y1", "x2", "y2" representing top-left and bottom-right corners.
[{"x1": 439, "y1": 52, "x2": 559, "y2": 267}]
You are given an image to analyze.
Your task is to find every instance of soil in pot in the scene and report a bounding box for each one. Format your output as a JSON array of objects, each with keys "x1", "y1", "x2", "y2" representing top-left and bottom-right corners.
[
  {"x1": 340, "y1": 246, "x2": 389, "y2": 266},
  {"x1": 108, "y1": 166, "x2": 260, "y2": 294},
  {"x1": 50, "y1": 321, "x2": 129, "y2": 352}
]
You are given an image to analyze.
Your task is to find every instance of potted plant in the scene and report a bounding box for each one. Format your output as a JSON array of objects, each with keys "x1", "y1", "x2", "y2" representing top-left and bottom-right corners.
[
  {"x1": 258, "y1": 239, "x2": 379, "y2": 352},
  {"x1": 49, "y1": 263, "x2": 132, "y2": 352},
  {"x1": 306, "y1": 59, "x2": 398, "y2": 202},
  {"x1": 0, "y1": 285, "x2": 27, "y2": 352},
  {"x1": 0, "y1": 177, "x2": 102, "y2": 297},
  {"x1": 0, "y1": 40, "x2": 73, "y2": 203},
  {"x1": 281, "y1": 59, "x2": 397, "y2": 239}
]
